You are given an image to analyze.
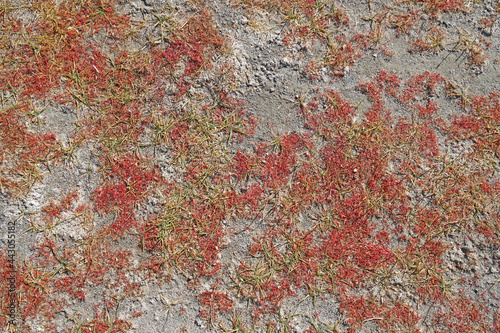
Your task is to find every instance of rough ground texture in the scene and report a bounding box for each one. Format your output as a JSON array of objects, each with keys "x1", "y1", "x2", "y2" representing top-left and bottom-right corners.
[{"x1": 0, "y1": 0, "x2": 499, "y2": 332}]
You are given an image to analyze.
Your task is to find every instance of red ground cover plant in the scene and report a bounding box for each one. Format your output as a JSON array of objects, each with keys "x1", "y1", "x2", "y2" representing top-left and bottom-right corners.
[
  {"x1": 1, "y1": 0, "x2": 499, "y2": 331},
  {"x1": 232, "y1": 0, "x2": 364, "y2": 77},
  {"x1": 198, "y1": 289, "x2": 234, "y2": 328},
  {"x1": 412, "y1": 0, "x2": 467, "y2": 14},
  {"x1": 0, "y1": 111, "x2": 59, "y2": 196},
  {"x1": 94, "y1": 153, "x2": 160, "y2": 233},
  {"x1": 0, "y1": 0, "x2": 246, "y2": 329},
  {"x1": 225, "y1": 68, "x2": 499, "y2": 329},
  {"x1": 434, "y1": 295, "x2": 491, "y2": 332}
]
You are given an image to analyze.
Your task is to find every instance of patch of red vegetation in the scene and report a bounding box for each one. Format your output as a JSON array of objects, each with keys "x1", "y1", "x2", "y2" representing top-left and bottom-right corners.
[{"x1": 94, "y1": 153, "x2": 160, "y2": 233}]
